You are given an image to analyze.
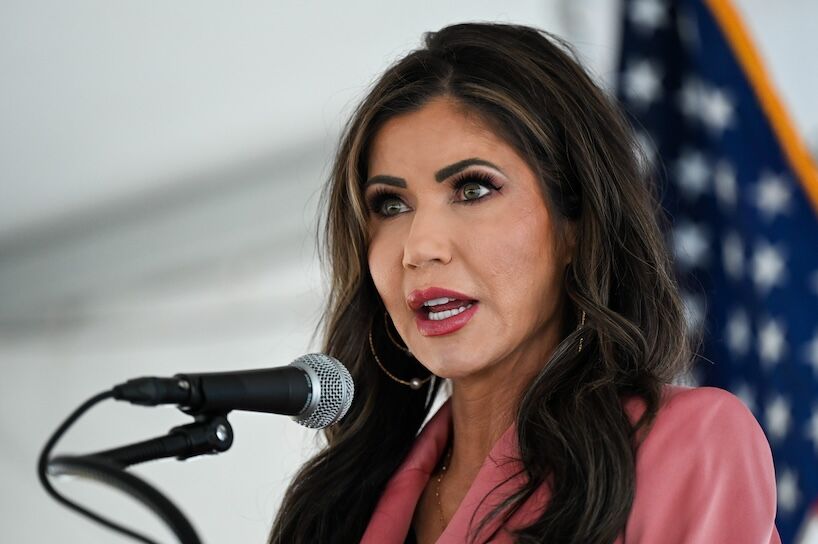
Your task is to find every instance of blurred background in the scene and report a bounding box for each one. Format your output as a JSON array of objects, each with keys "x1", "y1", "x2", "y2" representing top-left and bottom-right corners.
[{"x1": 1, "y1": 1, "x2": 816, "y2": 542}]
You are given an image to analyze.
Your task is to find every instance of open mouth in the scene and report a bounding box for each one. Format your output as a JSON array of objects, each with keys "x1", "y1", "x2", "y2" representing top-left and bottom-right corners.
[
  {"x1": 407, "y1": 288, "x2": 480, "y2": 336},
  {"x1": 420, "y1": 297, "x2": 477, "y2": 321}
]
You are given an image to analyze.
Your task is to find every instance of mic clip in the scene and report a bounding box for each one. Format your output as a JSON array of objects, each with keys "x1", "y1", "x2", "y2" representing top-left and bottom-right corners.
[{"x1": 57, "y1": 414, "x2": 235, "y2": 469}]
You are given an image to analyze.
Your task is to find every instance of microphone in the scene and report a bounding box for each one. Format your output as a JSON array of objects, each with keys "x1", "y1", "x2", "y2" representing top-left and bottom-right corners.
[{"x1": 111, "y1": 353, "x2": 354, "y2": 429}]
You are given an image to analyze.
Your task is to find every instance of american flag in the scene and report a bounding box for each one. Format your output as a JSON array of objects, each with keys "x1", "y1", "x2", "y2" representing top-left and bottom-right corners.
[{"x1": 615, "y1": 0, "x2": 818, "y2": 541}]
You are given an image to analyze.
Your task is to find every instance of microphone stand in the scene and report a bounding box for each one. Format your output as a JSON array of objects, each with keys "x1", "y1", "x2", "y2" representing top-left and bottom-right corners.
[
  {"x1": 71, "y1": 415, "x2": 234, "y2": 467},
  {"x1": 46, "y1": 414, "x2": 234, "y2": 544}
]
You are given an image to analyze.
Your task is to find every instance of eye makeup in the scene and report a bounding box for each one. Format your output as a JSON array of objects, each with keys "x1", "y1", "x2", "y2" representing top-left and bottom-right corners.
[{"x1": 364, "y1": 170, "x2": 504, "y2": 218}]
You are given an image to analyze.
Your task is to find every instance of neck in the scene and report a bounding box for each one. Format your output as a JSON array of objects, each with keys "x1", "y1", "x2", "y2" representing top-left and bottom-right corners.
[
  {"x1": 434, "y1": 305, "x2": 566, "y2": 484},
  {"x1": 447, "y1": 387, "x2": 518, "y2": 476},
  {"x1": 446, "y1": 341, "x2": 556, "y2": 478}
]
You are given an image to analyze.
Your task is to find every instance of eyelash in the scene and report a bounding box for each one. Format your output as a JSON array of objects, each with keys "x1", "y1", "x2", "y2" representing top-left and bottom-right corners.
[{"x1": 365, "y1": 171, "x2": 503, "y2": 218}]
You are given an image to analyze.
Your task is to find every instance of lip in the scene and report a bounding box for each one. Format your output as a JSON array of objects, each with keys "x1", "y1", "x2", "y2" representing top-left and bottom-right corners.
[
  {"x1": 406, "y1": 287, "x2": 477, "y2": 311},
  {"x1": 415, "y1": 302, "x2": 479, "y2": 336},
  {"x1": 407, "y1": 286, "x2": 480, "y2": 337}
]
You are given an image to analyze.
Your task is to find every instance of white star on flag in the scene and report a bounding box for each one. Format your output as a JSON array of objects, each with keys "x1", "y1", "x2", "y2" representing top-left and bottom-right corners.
[
  {"x1": 700, "y1": 86, "x2": 735, "y2": 134},
  {"x1": 714, "y1": 159, "x2": 737, "y2": 209},
  {"x1": 634, "y1": 130, "x2": 658, "y2": 168},
  {"x1": 753, "y1": 171, "x2": 793, "y2": 221},
  {"x1": 777, "y1": 468, "x2": 801, "y2": 514},
  {"x1": 623, "y1": 59, "x2": 663, "y2": 108},
  {"x1": 677, "y1": 78, "x2": 734, "y2": 135},
  {"x1": 629, "y1": 0, "x2": 668, "y2": 33},
  {"x1": 674, "y1": 149, "x2": 710, "y2": 199},
  {"x1": 751, "y1": 240, "x2": 787, "y2": 294},
  {"x1": 673, "y1": 221, "x2": 710, "y2": 269},
  {"x1": 758, "y1": 317, "x2": 787, "y2": 369},
  {"x1": 726, "y1": 307, "x2": 751, "y2": 357},
  {"x1": 799, "y1": 512, "x2": 818, "y2": 543},
  {"x1": 674, "y1": 367, "x2": 702, "y2": 387},
  {"x1": 721, "y1": 231, "x2": 744, "y2": 281},
  {"x1": 678, "y1": 77, "x2": 704, "y2": 119},
  {"x1": 731, "y1": 381, "x2": 757, "y2": 414},
  {"x1": 765, "y1": 394, "x2": 792, "y2": 441},
  {"x1": 681, "y1": 291, "x2": 705, "y2": 334}
]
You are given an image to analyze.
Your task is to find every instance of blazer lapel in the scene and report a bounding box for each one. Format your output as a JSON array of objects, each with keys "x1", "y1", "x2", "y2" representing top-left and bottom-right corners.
[
  {"x1": 360, "y1": 401, "x2": 452, "y2": 543},
  {"x1": 361, "y1": 397, "x2": 555, "y2": 543},
  {"x1": 437, "y1": 422, "x2": 551, "y2": 543}
]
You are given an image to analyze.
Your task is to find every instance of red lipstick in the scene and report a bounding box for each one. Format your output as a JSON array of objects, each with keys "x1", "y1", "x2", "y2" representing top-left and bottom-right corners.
[{"x1": 407, "y1": 287, "x2": 479, "y2": 336}]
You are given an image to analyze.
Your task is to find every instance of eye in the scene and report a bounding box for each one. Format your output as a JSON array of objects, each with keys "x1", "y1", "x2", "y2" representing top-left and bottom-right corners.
[
  {"x1": 451, "y1": 171, "x2": 502, "y2": 204},
  {"x1": 366, "y1": 189, "x2": 410, "y2": 217},
  {"x1": 460, "y1": 181, "x2": 490, "y2": 201},
  {"x1": 381, "y1": 198, "x2": 410, "y2": 217}
]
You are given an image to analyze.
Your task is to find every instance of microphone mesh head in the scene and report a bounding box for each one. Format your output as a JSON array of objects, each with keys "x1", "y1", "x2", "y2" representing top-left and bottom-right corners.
[{"x1": 290, "y1": 353, "x2": 354, "y2": 429}]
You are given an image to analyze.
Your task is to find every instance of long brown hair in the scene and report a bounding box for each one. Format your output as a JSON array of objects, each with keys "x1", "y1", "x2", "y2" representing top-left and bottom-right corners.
[{"x1": 270, "y1": 22, "x2": 693, "y2": 543}]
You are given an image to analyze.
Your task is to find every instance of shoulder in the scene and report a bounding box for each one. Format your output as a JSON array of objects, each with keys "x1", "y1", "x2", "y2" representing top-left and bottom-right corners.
[
  {"x1": 626, "y1": 384, "x2": 769, "y2": 455},
  {"x1": 621, "y1": 384, "x2": 781, "y2": 542},
  {"x1": 625, "y1": 384, "x2": 775, "y2": 479}
]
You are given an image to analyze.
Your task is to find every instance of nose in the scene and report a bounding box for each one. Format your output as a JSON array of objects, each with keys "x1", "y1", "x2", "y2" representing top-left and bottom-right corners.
[{"x1": 402, "y1": 207, "x2": 453, "y2": 270}]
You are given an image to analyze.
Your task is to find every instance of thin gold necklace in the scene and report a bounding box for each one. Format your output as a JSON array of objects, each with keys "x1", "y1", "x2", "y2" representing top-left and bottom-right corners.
[{"x1": 435, "y1": 443, "x2": 453, "y2": 529}]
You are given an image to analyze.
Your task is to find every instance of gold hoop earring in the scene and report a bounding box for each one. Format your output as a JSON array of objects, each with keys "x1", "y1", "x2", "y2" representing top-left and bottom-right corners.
[
  {"x1": 577, "y1": 310, "x2": 587, "y2": 353},
  {"x1": 383, "y1": 311, "x2": 412, "y2": 355},
  {"x1": 369, "y1": 311, "x2": 432, "y2": 390}
]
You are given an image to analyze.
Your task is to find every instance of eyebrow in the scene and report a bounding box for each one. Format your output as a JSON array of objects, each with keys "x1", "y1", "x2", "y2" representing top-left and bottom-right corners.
[{"x1": 364, "y1": 157, "x2": 503, "y2": 189}]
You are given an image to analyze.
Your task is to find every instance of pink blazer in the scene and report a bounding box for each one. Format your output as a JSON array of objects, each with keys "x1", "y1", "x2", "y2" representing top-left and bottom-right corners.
[{"x1": 361, "y1": 384, "x2": 781, "y2": 543}]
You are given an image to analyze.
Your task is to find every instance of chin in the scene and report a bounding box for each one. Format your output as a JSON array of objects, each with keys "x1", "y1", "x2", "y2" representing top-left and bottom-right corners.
[{"x1": 417, "y1": 352, "x2": 488, "y2": 380}]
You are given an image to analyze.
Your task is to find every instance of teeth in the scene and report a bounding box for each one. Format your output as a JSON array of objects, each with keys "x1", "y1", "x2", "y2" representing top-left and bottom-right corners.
[
  {"x1": 423, "y1": 297, "x2": 453, "y2": 307},
  {"x1": 428, "y1": 303, "x2": 473, "y2": 321}
]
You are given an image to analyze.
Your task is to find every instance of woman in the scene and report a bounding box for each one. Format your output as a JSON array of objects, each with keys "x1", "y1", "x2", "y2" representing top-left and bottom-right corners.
[{"x1": 270, "y1": 22, "x2": 780, "y2": 543}]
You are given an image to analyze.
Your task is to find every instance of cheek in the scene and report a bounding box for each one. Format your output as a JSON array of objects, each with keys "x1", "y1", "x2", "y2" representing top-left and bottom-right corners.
[
  {"x1": 367, "y1": 232, "x2": 402, "y2": 302},
  {"x1": 468, "y1": 206, "x2": 561, "y2": 314}
]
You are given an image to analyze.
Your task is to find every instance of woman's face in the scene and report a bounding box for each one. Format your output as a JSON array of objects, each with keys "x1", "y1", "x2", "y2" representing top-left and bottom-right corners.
[{"x1": 364, "y1": 97, "x2": 572, "y2": 382}]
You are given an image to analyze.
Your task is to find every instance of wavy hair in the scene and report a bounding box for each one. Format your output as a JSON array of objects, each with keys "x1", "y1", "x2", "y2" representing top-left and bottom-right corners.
[{"x1": 269, "y1": 22, "x2": 693, "y2": 543}]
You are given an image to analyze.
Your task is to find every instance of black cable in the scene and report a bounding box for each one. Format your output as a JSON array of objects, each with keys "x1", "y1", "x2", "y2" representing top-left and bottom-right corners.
[
  {"x1": 48, "y1": 455, "x2": 201, "y2": 544},
  {"x1": 37, "y1": 390, "x2": 160, "y2": 544}
]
